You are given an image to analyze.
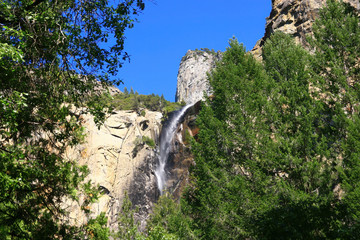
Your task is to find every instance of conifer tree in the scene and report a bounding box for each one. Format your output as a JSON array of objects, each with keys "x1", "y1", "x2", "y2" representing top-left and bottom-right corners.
[
  {"x1": 308, "y1": 0, "x2": 360, "y2": 237},
  {"x1": 181, "y1": 1, "x2": 360, "y2": 237},
  {"x1": 184, "y1": 38, "x2": 271, "y2": 239}
]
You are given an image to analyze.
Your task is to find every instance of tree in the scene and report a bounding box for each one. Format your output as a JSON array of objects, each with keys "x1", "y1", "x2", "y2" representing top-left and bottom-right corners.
[
  {"x1": 255, "y1": 31, "x2": 337, "y2": 239},
  {"x1": 116, "y1": 192, "x2": 143, "y2": 240},
  {"x1": 308, "y1": 0, "x2": 360, "y2": 237},
  {"x1": 146, "y1": 194, "x2": 194, "y2": 240},
  {"x1": 0, "y1": 0, "x2": 145, "y2": 238},
  {"x1": 178, "y1": 1, "x2": 360, "y2": 238},
  {"x1": 183, "y1": 38, "x2": 271, "y2": 239}
]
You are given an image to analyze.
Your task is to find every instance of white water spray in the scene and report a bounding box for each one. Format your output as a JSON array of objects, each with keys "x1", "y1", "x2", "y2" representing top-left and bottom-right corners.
[{"x1": 155, "y1": 104, "x2": 193, "y2": 194}]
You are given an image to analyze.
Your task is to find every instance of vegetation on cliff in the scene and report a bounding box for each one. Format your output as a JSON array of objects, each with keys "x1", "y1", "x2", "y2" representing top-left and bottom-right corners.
[{"x1": 98, "y1": 90, "x2": 184, "y2": 116}]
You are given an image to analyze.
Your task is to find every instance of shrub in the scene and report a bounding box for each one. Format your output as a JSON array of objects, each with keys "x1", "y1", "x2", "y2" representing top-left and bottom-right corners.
[{"x1": 142, "y1": 136, "x2": 156, "y2": 149}]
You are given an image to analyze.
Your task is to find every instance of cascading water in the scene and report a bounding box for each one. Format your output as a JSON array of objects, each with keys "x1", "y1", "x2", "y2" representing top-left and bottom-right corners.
[{"x1": 155, "y1": 104, "x2": 193, "y2": 194}]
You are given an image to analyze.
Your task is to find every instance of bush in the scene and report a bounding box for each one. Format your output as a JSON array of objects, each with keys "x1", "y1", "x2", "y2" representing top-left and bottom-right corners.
[{"x1": 142, "y1": 136, "x2": 155, "y2": 149}]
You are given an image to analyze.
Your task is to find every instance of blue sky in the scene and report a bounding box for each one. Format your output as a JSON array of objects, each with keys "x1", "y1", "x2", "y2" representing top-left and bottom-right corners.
[{"x1": 118, "y1": 0, "x2": 272, "y2": 101}]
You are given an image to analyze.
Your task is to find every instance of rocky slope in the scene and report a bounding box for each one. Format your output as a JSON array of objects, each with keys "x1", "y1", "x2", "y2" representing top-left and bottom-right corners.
[
  {"x1": 63, "y1": 109, "x2": 162, "y2": 231},
  {"x1": 175, "y1": 50, "x2": 221, "y2": 104},
  {"x1": 251, "y1": 0, "x2": 360, "y2": 57}
]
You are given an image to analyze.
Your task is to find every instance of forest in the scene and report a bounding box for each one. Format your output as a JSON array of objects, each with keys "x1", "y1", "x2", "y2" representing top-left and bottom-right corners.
[{"x1": 1, "y1": 0, "x2": 360, "y2": 239}]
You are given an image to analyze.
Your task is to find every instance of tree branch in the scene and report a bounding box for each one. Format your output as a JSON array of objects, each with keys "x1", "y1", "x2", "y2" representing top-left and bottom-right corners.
[
  {"x1": 0, "y1": 0, "x2": 46, "y2": 26},
  {"x1": 25, "y1": 0, "x2": 47, "y2": 11}
]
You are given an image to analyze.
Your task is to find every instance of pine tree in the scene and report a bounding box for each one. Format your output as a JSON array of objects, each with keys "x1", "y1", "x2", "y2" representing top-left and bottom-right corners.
[
  {"x1": 184, "y1": 38, "x2": 271, "y2": 239},
  {"x1": 255, "y1": 31, "x2": 336, "y2": 239},
  {"x1": 181, "y1": 1, "x2": 360, "y2": 236},
  {"x1": 124, "y1": 87, "x2": 129, "y2": 96},
  {"x1": 116, "y1": 192, "x2": 142, "y2": 240},
  {"x1": 308, "y1": 0, "x2": 360, "y2": 237}
]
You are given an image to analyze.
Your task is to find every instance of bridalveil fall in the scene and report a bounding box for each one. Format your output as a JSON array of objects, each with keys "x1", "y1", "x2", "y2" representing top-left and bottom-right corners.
[{"x1": 155, "y1": 104, "x2": 193, "y2": 194}]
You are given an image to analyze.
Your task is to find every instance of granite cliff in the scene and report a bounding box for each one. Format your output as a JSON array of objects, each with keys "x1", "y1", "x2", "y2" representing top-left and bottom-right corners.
[
  {"x1": 175, "y1": 49, "x2": 221, "y2": 104},
  {"x1": 64, "y1": 109, "x2": 162, "y2": 231},
  {"x1": 63, "y1": 102, "x2": 199, "y2": 231}
]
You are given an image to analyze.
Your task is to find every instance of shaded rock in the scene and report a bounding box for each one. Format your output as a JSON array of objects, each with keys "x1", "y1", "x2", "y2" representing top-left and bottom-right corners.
[{"x1": 128, "y1": 153, "x2": 158, "y2": 231}]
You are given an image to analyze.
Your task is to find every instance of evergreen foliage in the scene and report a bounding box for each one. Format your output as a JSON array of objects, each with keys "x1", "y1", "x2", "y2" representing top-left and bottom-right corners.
[
  {"x1": 98, "y1": 91, "x2": 184, "y2": 115},
  {"x1": 146, "y1": 194, "x2": 194, "y2": 239},
  {"x1": 185, "y1": 38, "x2": 271, "y2": 239},
  {"x1": 144, "y1": 1, "x2": 360, "y2": 239},
  {"x1": 116, "y1": 192, "x2": 143, "y2": 240}
]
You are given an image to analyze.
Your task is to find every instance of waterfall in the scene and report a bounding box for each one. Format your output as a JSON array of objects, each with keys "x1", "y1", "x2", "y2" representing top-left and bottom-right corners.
[{"x1": 155, "y1": 104, "x2": 193, "y2": 194}]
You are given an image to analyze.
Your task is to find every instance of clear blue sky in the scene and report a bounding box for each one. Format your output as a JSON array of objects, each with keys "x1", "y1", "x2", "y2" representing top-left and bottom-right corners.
[{"x1": 118, "y1": 0, "x2": 272, "y2": 101}]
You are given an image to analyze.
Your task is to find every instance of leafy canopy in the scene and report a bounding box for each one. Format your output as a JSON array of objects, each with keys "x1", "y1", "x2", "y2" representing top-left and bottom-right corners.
[{"x1": 0, "y1": 0, "x2": 144, "y2": 239}]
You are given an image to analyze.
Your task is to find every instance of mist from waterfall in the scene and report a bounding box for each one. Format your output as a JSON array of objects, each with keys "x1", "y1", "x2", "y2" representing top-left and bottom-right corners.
[{"x1": 155, "y1": 104, "x2": 193, "y2": 194}]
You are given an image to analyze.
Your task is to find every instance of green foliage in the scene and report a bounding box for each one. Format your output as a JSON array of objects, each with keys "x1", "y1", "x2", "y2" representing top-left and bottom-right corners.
[
  {"x1": 0, "y1": 0, "x2": 144, "y2": 238},
  {"x1": 116, "y1": 192, "x2": 143, "y2": 240},
  {"x1": 97, "y1": 91, "x2": 183, "y2": 115},
  {"x1": 132, "y1": 136, "x2": 156, "y2": 158},
  {"x1": 184, "y1": 38, "x2": 271, "y2": 239},
  {"x1": 146, "y1": 225, "x2": 178, "y2": 240},
  {"x1": 146, "y1": 194, "x2": 194, "y2": 240},
  {"x1": 85, "y1": 213, "x2": 110, "y2": 240},
  {"x1": 160, "y1": 1, "x2": 360, "y2": 239},
  {"x1": 132, "y1": 136, "x2": 145, "y2": 158},
  {"x1": 142, "y1": 136, "x2": 156, "y2": 149},
  {"x1": 184, "y1": 130, "x2": 193, "y2": 145}
]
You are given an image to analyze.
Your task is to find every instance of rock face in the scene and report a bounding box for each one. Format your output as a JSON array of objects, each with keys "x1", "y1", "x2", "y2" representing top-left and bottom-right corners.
[
  {"x1": 251, "y1": 0, "x2": 360, "y2": 57},
  {"x1": 175, "y1": 50, "x2": 221, "y2": 104},
  {"x1": 64, "y1": 109, "x2": 162, "y2": 231}
]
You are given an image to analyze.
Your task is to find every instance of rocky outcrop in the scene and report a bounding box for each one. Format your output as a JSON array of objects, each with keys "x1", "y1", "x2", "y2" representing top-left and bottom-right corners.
[
  {"x1": 251, "y1": 0, "x2": 360, "y2": 57},
  {"x1": 63, "y1": 109, "x2": 162, "y2": 231},
  {"x1": 175, "y1": 50, "x2": 221, "y2": 104}
]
